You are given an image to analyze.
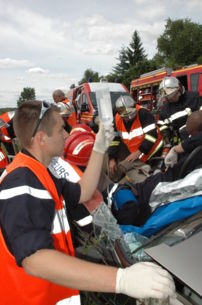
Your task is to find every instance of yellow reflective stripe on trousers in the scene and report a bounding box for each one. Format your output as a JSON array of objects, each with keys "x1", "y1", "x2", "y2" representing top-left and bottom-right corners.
[
  {"x1": 159, "y1": 125, "x2": 169, "y2": 132},
  {"x1": 147, "y1": 140, "x2": 163, "y2": 160},
  {"x1": 110, "y1": 140, "x2": 120, "y2": 147},
  {"x1": 144, "y1": 134, "x2": 156, "y2": 143}
]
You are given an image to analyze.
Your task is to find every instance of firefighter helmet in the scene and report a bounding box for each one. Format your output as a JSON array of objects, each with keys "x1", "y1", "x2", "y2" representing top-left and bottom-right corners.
[
  {"x1": 69, "y1": 124, "x2": 92, "y2": 134},
  {"x1": 57, "y1": 102, "x2": 72, "y2": 117},
  {"x1": 64, "y1": 126, "x2": 95, "y2": 166},
  {"x1": 159, "y1": 76, "x2": 184, "y2": 103},
  {"x1": 115, "y1": 95, "x2": 136, "y2": 120}
]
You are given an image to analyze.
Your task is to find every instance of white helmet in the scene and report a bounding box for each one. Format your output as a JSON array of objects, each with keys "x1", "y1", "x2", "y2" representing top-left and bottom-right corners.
[
  {"x1": 57, "y1": 102, "x2": 72, "y2": 117},
  {"x1": 159, "y1": 76, "x2": 183, "y2": 102},
  {"x1": 115, "y1": 95, "x2": 136, "y2": 120}
]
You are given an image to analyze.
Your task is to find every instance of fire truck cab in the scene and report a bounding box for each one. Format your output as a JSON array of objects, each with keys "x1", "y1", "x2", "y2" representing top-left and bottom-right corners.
[{"x1": 130, "y1": 64, "x2": 202, "y2": 113}]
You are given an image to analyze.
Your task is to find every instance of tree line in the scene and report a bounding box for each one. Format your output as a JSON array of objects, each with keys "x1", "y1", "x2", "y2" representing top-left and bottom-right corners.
[
  {"x1": 79, "y1": 18, "x2": 202, "y2": 89},
  {"x1": 16, "y1": 18, "x2": 202, "y2": 106}
]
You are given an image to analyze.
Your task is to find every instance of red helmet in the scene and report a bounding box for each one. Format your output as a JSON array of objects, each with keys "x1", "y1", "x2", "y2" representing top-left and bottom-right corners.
[
  {"x1": 64, "y1": 126, "x2": 95, "y2": 166},
  {"x1": 69, "y1": 124, "x2": 92, "y2": 134}
]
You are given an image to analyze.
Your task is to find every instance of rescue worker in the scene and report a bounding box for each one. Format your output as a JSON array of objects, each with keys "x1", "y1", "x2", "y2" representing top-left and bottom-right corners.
[
  {"x1": 164, "y1": 110, "x2": 202, "y2": 168},
  {"x1": 108, "y1": 95, "x2": 163, "y2": 183},
  {"x1": 0, "y1": 100, "x2": 176, "y2": 305},
  {"x1": 63, "y1": 123, "x2": 113, "y2": 193},
  {"x1": 157, "y1": 76, "x2": 202, "y2": 148},
  {"x1": 50, "y1": 124, "x2": 104, "y2": 214},
  {"x1": 0, "y1": 110, "x2": 16, "y2": 156},
  {"x1": 0, "y1": 119, "x2": 10, "y2": 171},
  {"x1": 52, "y1": 89, "x2": 77, "y2": 131}
]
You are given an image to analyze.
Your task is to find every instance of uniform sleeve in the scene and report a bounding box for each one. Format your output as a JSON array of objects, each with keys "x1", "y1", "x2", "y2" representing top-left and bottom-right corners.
[
  {"x1": 157, "y1": 104, "x2": 172, "y2": 145},
  {"x1": 138, "y1": 108, "x2": 159, "y2": 154},
  {"x1": 61, "y1": 178, "x2": 81, "y2": 207},
  {"x1": 60, "y1": 178, "x2": 92, "y2": 239},
  {"x1": 7, "y1": 118, "x2": 16, "y2": 139},
  {"x1": 0, "y1": 168, "x2": 55, "y2": 266}
]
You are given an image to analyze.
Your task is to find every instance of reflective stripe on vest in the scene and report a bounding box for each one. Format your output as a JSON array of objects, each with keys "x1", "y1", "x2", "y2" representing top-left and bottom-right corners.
[
  {"x1": 0, "y1": 111, "x2": 15, "y2": 122},
  {"x1": 0, "y1": 152, "x2": 80, "y2": 305},
  {"x1": 1, "y1": 133, "x2": 11, "y2": 142},
  {"x1": 118, "y1": 126, "x2": 143, "y2": 140}
]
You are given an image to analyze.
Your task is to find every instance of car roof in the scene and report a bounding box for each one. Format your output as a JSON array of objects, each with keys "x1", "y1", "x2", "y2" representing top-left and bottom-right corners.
[{"x1": 87, "y1": 82, "x2": 127, "y2": 92}]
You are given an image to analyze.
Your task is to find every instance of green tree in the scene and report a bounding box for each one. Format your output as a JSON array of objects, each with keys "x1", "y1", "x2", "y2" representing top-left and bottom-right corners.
[
  {"x1": 112, "y1": 31, "x2": 149, "y2": 88},
  {"x1": 112, "y1": 46, "x2": 130, "y2": 78},
  {"x1": 122, "y1": 59, "x2": 158, "y2": 89},
  {"x1": 17, "y1": 87, "x2": 36, "y2": 107},
  {"x1": 79, "y1": 69, "x2": 100, "y2": 84},
  {"x1": 127, "y1": 30, "x2": 146, "y2": 65},
  {"x1": 156, "y1": 18, "x2": 202, "y2": 67}
]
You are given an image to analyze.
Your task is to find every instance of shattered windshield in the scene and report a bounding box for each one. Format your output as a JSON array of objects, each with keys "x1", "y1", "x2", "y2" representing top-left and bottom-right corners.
[{"x1": 90, "y1": 91, "x2": 130, "y2": 115}]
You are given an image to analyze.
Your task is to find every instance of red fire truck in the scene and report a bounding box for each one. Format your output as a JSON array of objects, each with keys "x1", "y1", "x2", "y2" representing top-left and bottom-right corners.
[{"x1": 130, "y1": 64, "x2": 202, "y2": 112}]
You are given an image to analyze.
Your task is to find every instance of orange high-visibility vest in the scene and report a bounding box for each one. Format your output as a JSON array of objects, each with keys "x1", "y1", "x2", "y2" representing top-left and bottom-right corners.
[
  {"x1": 0, "y1": 152, "x2": 80, "y2": 305},
  {"x1": 63, "y1": 98, "x2": 77, "y2": 127},
  {"x1": 115, "y1": 105, "x2": 162, "y2": 163},
  {"x1": 0, "y1": 111, "x2": 15, "y2": 142},
  {"x1": 0, "y1": 147, "x2": 8, "y2": 168}
]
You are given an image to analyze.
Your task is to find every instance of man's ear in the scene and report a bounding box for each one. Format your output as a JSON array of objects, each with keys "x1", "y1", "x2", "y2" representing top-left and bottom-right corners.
[{"x1": 35, "y1": 130, "x2": 47, "y2": 146}]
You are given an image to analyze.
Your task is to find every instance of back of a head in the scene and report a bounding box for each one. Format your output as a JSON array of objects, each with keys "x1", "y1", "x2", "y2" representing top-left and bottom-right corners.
[
  {"x1": 53, "y1": 89, "x2": 65, "y2": 103},
  {"x1": 14, "y1": 100, "x2": 58, "y2": 149},
  {"x1": 186, "y1": 110, "x2": 202, "y2": 136}
]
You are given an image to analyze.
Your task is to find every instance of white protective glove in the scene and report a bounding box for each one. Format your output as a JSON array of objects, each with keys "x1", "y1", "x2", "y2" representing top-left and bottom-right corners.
[
  {"x1": 93, "y1": 122, "x2": 114, "y2": 154},
  {"x1": 116, "y1": 262, "x2": 176, "y2": 299},
  {"x1": 164, "y1": 147, "x2": 178, "y2": 168}
]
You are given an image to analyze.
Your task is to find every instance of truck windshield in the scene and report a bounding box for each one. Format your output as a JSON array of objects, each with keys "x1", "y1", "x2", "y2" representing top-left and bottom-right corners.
[{"x1": 90, "y1": 91, "x2": 130, "y2": 114}]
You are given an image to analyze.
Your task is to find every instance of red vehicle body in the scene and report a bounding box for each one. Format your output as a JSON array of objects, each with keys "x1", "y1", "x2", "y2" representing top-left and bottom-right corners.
[
  {"x1": 130, "y1": 64, "x2": 202, "y2": 112},
  {"x1": 67, "y1": 82, "x2": 130, "y2": 125}
]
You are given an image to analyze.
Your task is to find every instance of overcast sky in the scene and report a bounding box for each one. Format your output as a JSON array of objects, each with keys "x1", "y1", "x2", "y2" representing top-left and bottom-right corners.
[{"x1": 0, "y1": 0, "x2": 202, "y2": 108}]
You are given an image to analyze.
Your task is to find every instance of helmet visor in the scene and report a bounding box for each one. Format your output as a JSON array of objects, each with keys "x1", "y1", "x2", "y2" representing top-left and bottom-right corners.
[
  {"x1": 117, "y1": 107, "x2": 136, "y2": 119},
  {"x1": 115, "y1": 95, "x2": 136, "y2": 118},
  {"x1": 159, "y1": 77, "x2": 179, "y2": 102},
  {"x1": 57, "y1": 102, "x2": 72, "y2": 117}
]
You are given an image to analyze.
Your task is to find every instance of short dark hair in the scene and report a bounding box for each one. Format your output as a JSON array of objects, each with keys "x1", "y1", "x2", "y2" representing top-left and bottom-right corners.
[{"x1": 13, "y1": 100, "x2": 59, "y2": 148}]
